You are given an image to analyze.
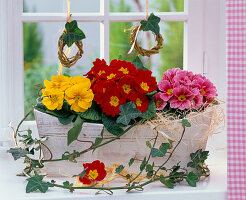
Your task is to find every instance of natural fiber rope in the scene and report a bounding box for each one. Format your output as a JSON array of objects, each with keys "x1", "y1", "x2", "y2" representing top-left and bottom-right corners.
[
  {"x1": 125, "y1": 24, "x2": 163, "y2": 57},
  {"x1": 58, "y1": 0, "x2": 84, "y2": 72}
]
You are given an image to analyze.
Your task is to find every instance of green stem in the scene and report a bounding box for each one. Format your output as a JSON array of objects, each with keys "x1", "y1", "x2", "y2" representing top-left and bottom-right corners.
[
  {"x1": 42, "y1": 122, "x2": 140, "y2": 163},
  {"x1": 128, "y1": 130, "x2": 159, "y2": 184},
  {"x1": 154, "y1": 126, "x2": 186, "y2": 178},
  {"x1": 16, "y1": 108, "x2": 34, "y2": 136}
]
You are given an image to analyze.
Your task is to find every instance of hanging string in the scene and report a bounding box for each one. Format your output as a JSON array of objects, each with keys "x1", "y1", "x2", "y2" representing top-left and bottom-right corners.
[
  {"x1": 58, "y1": 0, "x2": 71, "y2": 75},
  {"x1": 126, "y1": 0, "x2": 149, "y2": 54}
]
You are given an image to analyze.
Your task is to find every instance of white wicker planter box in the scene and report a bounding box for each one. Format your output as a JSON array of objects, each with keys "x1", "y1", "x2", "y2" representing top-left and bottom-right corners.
[{"x1": 34, "y1": 109, "x2": 212, "y2": 177}]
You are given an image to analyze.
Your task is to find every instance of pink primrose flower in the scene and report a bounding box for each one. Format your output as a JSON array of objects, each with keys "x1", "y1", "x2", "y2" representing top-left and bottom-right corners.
[
  {"x1": 153, "y1": 92, "x2": 167, "y2": 110},
  {"x1": 173, "y1": 70, "x2": 193, "y2": 86},
  {"x1": 169, "y1": 86, "x2": 196, "y2": 110},
  {"x1": 163, "y1": 68, "x2": 181, "y2": 82},
  {"x1": 158, "y1": 80, "x2": 174, "y2": 101}
]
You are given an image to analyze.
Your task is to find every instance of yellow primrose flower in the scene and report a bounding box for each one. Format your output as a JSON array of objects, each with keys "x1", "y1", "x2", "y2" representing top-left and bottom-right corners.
[
  {"x1": 65, "y1": 80, "x2": 94, "y2": 113},
  {"x1": 44, "y1": 75, "x2": 71, "y2": 92},
  {"x1": 70, "y1": 76, "x2": 91, "y2": 86},
  {"x1": 42, "y1": 89, "x2": 64, "y2": 110}
]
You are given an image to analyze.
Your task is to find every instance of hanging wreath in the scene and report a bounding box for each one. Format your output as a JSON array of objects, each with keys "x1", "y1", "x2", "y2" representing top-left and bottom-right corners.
[
  {"x1": 126, "y1": 13, "x2": 164, "y2": 57},
  {"x1": 58, "y1": 20, "x2": 86, "y2": 68}
]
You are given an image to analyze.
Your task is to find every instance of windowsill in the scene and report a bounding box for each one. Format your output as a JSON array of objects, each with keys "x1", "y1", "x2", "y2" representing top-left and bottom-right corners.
[{"x1": 0, "y1": 146, "x2": 226, "y2": 200}]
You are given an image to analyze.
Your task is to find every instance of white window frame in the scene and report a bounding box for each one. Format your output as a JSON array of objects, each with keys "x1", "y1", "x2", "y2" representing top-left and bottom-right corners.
[{"x1": 0, "y1": 0, "x2": 225, "y2": 143}]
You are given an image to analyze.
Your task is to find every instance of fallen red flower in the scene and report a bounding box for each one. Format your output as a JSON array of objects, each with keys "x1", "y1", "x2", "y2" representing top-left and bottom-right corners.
[{"x1": 79, "y1": 160, "x2": 107, "y2": 185}]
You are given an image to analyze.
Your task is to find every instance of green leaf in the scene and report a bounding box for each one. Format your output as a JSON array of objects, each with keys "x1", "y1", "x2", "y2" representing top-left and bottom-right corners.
[
  {"x1": 160, "y1": 178, "x2": 174, "y2": 189},
  {"x1": 146, "y1": 141, "x2": 151, "y2": 148},
  {"x1": 145, "y1": 164, "x2": 153, "y2": 172},
  {"x1": 140, "y1": 98, "x2": 156, "y2": 119},
  {"x1": 58, "y1": 115, "x2": 75, "y2": 125},
  {"x1": 63, "y1": 73, "x2": 71, "y2": 77},
  {"x1": 182, "y1": 119, "x2": 191, "y2": 127},
  {"x1": 151, "y1": 143, "x2": 168, "y2": 157},
  {"x1": 62, "y1": 20, "x2": 86, "y2": 47},
  {"x1": 115, "y1": 165, "x2": 124, "y2": 174},
  {"x1": 63, "y1": 181, "x2": 73, "y2": 188},
  {"x1": 116, "y1": 102, "x2": 142, "y2": 126},
  {"x1": 67, "y1": 116, "x2": 83, "y2": 146},
  {"x1": 128, "y1": 158, "x2": 135, "y2": 167},
  {"x1": 146, "y1": 171, "x2": 153, "y2": 179},
  {"x1": 26, "y1": 175, "x2": 53, "y2": 193},
  {"x1": 125, "y1": 174, "x2": 131, "y2": 179},
  {"x1": 7, "y1": 148, "x2": 29, "y2": 160},
  {"x1": 132, "y1": 56, "x2": 148, "y2": 71},
  {"x1": 78, "y1": 107, "x2": 102, "y2": 121},
  {"x1": 186, "y1": 172, "x2": 198, "y2": 187},
  {"x1": 140, "y1": 157, "x2": 147, "y2": 171},
  {"x1": 102, "y1": 113, "x2": 124, "y2": 136},
  {"x1": 140, "y1": 13, "x2": 161, "y2": 34},
  {"x1": 145, "y1": 90, "x2": 157, "y2": 96},
  {"x1": 94, "y1": 137, "x2": 103, "y2": 147}
]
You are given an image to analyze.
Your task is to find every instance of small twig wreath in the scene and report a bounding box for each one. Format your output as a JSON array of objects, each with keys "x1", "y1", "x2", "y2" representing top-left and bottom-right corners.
[
  {"x1": 58, "y1": 30, "x2": 84, "y2": 68},
  {"x1": 126, "y1": 13, "x2": 164, "y2": 57},
  {"x1": 128, "y1": 24, "x2": 163, "y2": 57},
  {"x1": 58, "y1": 20, "x2": 86, "y2": 68}
]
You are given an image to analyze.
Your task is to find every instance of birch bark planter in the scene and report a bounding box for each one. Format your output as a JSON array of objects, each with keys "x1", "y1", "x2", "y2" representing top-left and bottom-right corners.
[{"x1": 34, "y1": 109, "x2": 213, "y2": 177}]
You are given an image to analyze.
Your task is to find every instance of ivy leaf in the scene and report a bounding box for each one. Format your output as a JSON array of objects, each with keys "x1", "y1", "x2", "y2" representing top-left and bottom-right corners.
[
  {"x1": 63, "y1": 181, "x2": 73, "y2": 188},
  {"x1": 116, "y1": 102, "x2": 142, "y2": 126},
  {"x1": 182, "y1": 119, "x2": 191, "y2": 127},
  {"x1": 145, "y1": 164, "x2": 153, "y2": 172},
  {"x1": 140, "y1": 157, "x2": 147, "y2": 171},
  {"x1": 7, "y1": 148, "x2": 29, "y2": 160},
  {"x1": 115, "y1": 165, "x2": 124, "y2": 174},
  {"x1": 140, "y1": 13, "x2": 161, "y2": 34},
  {"x1": 146, "y1": 141, "x2": 151, "y2": 148},
  {"x1": 26, "y1": 175, "x2": 54, "y2": 193},
  {"x1": 67, "y1": 116, "x2": 83, "y2": 146},
  {"x1": 128, "y1": 158, "x2": 135, "y2": 167},
  {"x1": 78, "y1": 107, "x2": 102, "y2": 121},
  {"x1": 102, "y1": 113, "x2": 124, "y2": 136},
  {"x1": 132, "y1": 56, "x2": 148, "y2": 71},
  {"x1": 140, "y1": 98, "x2": 156, "y2": 119},
  {"x1": 160, "y1": 178, "x2": 174, "y2": 189},
  {"x1": 62, "y1": 20, "x2": 86, "y2": 47},
  {"x1": 94, "y1": 137, "x2": 103, "y2": 147},
  {"x1": 58, "y1": 115, "x2": 75, "y2": 125},
  {"x1": 151, "y1": 143, "x2": 168, "y2": 157},
  {"x1": 185, "y1": 172, "x2": 198, "y2": 187}
]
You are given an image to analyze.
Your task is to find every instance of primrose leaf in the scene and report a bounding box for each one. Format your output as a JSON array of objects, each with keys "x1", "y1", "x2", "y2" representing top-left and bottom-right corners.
[
  {"x1": 140, "y1": 98, "x2": 156, "y2": 119},
  {"x1": 117, "y1": 102, "x2": 142, "y2": 126},
  {"x1": 58, "y1": 115, "x2": 75, "y2": 125},
  {"x1": 26, "y1": 175, "x2": 54, "y2": 193},
  {"x1": 102, "y1": 113, "x2": 124, "y2": 136},
  {"x1": 62, "y1": 20, "x2": 86, "y2": 47},
  {"x1": 78, "y1": 107, "x2": 102, "y2": 121},
  {"x1": 132, "y1": 56, "x2": 148, "y2": 71},
  {"x1": 140, "y1": 13, "x2": 160, "y2": 34},
  {"x1": 7, "y1": 147, "x2": 29, "y2": 160},
  {"x1": 67, "y1": 116, "x2": 83, "y2": 146}
]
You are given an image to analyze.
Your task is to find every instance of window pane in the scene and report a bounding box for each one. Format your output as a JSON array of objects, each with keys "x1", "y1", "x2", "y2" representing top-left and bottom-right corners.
[
  {"x1": 23, "y1": 0, "x2": 100, "y2": 13},
  {"x1": 110, "y1": 21, "x2": 183, "y2": 81},
  {"x1": 24, "y1": 22, "x2": 99, "y2": 120},
  {"x1": 110, "y1": 0, "x2": 184, "y2": 12}
]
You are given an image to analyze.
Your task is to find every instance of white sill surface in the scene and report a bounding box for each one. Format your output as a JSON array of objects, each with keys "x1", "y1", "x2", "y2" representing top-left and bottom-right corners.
[{"x1": 0, "y1": 147, "x2": 226, "y2": 200}]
